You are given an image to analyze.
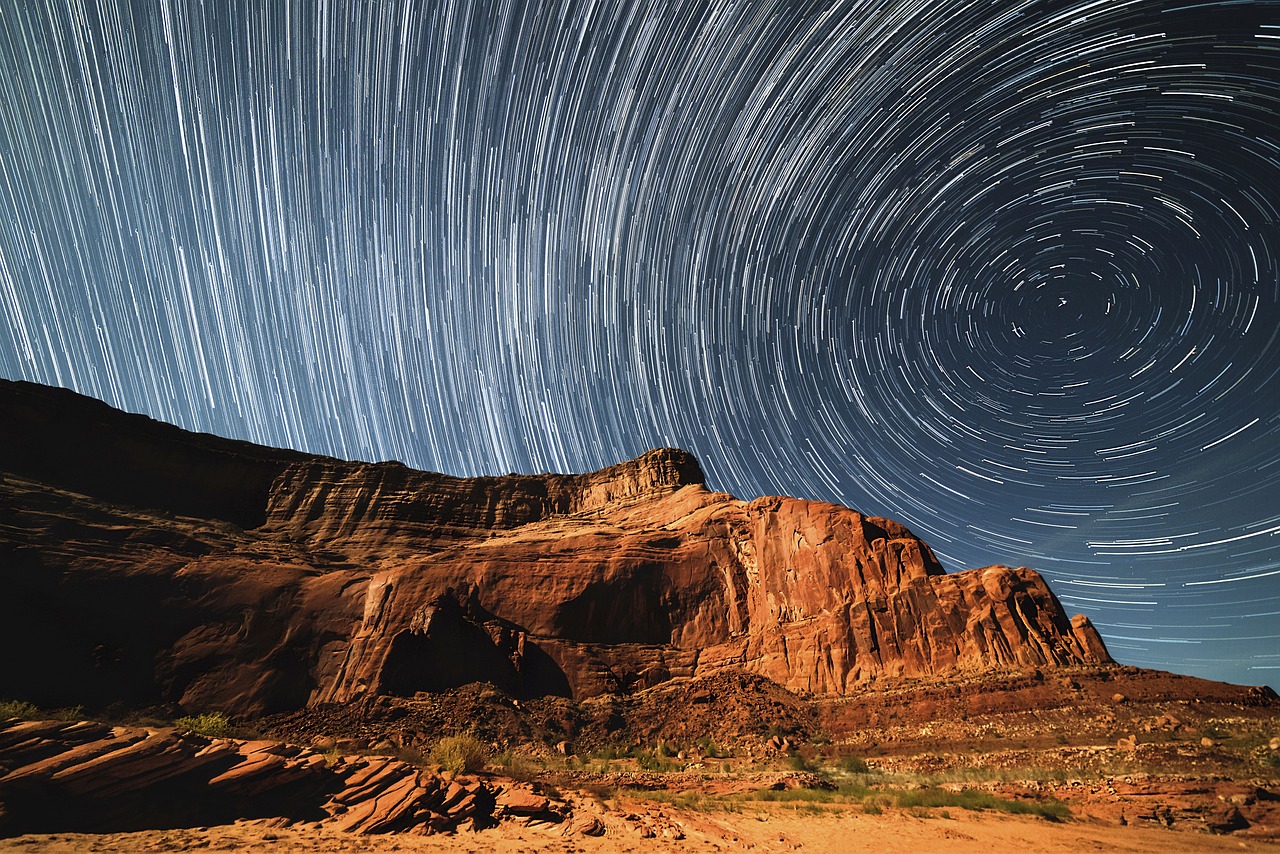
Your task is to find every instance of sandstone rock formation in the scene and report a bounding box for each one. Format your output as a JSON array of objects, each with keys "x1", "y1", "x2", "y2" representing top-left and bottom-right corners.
[
  {"x1": 0, "y1": 717, "x2": 565, "y2": 836},
  {"x1": 0, "y1": 378, "x2": 1110, "y2": 717}
]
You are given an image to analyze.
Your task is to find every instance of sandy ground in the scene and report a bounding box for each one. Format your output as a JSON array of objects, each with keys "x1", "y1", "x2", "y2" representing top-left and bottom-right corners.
[{"x1": 1, "y1": 805, "x2": 1271, "y2": 854}]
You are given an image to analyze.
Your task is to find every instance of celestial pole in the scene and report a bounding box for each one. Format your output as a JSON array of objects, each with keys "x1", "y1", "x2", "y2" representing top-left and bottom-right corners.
[{"x1": 1, "y1": 0, "x2": 1279, "y2": 689}]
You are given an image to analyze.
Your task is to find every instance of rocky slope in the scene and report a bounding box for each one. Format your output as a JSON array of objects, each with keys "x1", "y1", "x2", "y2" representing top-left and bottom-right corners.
[
  {"x1": 1, "y1": 378, "x2": 1110, "y2": 717},
  {"x1": 0, "y1": 718, "x2": 573, "y2": 837}
]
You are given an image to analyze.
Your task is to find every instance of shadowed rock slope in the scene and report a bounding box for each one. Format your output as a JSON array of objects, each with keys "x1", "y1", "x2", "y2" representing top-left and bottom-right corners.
[{"x1": 0, "y1": 378, "x2": 1110, "y2": 717}]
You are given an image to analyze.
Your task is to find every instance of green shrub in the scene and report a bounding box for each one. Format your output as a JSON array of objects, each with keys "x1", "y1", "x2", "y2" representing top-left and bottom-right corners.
[
  {"x1": 0, "y1": 699, "x2": 41, "y2": 721},
  {"x1": 695, "y1": 736, "x2": 727, "y2": 758},
  {"x1": 174, "y1": 711, "x2": 233, "y2": 738},
  {"x1": 837, "y1": 755, "x2": 870, "y2": 774},
  {"x1": 636, "y1": 750, "x2": 681, "y2": 772},
  {"x1": 429, "y1": 733, "x2": 490, "y2": 774},
  {"x1": 787, "y1": 753, "x2": 818, "y2": 772}
]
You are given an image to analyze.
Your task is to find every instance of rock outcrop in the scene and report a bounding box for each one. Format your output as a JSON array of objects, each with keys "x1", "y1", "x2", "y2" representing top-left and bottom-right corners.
[
  {"x1": 0, "y1": 718, "x2": 565, "y2": 836},
  {"x1": 0, "y1": 378, "x2": 1111, "y2": 716}
]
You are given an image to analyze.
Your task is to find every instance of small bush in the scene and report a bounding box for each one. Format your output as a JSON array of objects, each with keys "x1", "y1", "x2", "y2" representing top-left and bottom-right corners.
[
  {"x1": 837, "y1": 755, "x2": 870, "y2": 774},
  {"x1": 695, "y1": 736, "x2": 727, "y2": 758},
  {"x1": 862, "y1": 797, "x2": 883, "y2": 815},
  {"x1": 0, "y1": 699, "x2": 41, "y2": 721},
  {"x1": 429, "y1": 733, "x2": 490, "y2": 774},
  {"x1": 636, "y1": 750, "x2": 681, "y2": 772},
  {"x1": 787, "y1": 753, "x2": 818, "y2": 773},
  {"x1": 395, "y1": 746, "x2": 427, "y2": 765},
  {"x1": 174, "y1": 711, "x2": 233, "y2": 738}
]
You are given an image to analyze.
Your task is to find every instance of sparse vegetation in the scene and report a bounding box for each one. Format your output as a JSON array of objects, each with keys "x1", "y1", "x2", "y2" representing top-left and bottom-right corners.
[
  {"x1": 611, "y1": 777, "x2": 1071, "y2": 822},
  {"x1": 695, "y1": 736, "x2": 728, "y2": 758},
  {"x1": 635, "y1": 749, "x2": 682, "y2": 772},
  {"x1": 490, "y1": 750, "x2": 536, "y2": 780},
  {"x1": 786, "y1": 752, "x2": 819, "y2": 772},
  {"x1": 895, "y1": 787, "x2": 1069, "y2": 820},
  {"x1": 173, "y1": 711, "x2": 234, "y2": 738},
  {"x1": 745, "y1": 781, "x2": 871, "y2": 803},
  {"x1": 428, "y1": 733, "x2": 490, "y2": 774},
  {"x1": 0, "y1": 700, "x2": 86, "y2": 723},
  {"x1": 0, "y1": 699, "x2": 41, "y2": 721},
  {"x1": 836, "y1": 754, "x2": 870, "y2": 774}
]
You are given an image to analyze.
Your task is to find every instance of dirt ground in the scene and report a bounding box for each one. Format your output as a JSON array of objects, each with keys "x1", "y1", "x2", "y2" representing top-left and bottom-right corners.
[{"x1": 0, "y1": 803, "x2": 1271, "y2": 854}]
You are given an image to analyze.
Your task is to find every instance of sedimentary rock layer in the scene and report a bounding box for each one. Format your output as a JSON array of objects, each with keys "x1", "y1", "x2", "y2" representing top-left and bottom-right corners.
[
  {"x1": 0, "y1": 718, "x2": 564, "y2": 836},
  {"x1": 0, "y1": 378, "x2": 1110, "y2": 715}
]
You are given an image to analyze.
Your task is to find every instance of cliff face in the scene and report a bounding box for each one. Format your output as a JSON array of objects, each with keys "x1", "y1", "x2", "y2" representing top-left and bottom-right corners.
[{"x1": 0, "y1": 379, "x2": 1110, "y2": 715}]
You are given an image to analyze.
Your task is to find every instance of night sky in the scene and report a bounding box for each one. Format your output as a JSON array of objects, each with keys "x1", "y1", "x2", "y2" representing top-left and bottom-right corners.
[{"x1": 2, "y1": 1, "x2": 1278, "y2": 690}]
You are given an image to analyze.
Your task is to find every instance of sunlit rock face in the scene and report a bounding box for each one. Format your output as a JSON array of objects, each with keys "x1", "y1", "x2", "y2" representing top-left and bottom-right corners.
[{"x1": 0, "y1": 378, "x2": 1109, "y2": 716}]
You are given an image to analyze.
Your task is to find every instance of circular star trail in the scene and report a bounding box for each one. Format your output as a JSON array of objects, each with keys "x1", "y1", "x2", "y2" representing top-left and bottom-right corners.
[{"x1": 2, "y1": 0, "x2": 1279, "y2": 688}]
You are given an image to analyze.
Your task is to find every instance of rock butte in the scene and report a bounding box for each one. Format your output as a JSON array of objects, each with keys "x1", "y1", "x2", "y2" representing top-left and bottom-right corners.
[{"x1": 0, "y1": 378, "x2": 1110, "y2": 717}]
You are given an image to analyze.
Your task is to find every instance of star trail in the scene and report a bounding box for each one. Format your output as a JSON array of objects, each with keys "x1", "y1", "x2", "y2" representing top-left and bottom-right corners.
[{"x1": 1, "y1": 0, "x2": 1279, "y2": 689}]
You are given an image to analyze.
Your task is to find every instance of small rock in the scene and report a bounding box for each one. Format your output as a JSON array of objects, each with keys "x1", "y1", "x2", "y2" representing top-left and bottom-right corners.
[
  {"x1": 1200, "y1": 736, "x2": 1216, "y2": 748},
  {"x1": 572, "y1": 816, "x2": 606, "y2": 837},
  {"x1": 496, "y1": 786, "x2": 551, "y2": 817},
  {"x1": 1205, "y1": 805, "x2": 1249, "y2": 833},
  {"x1": 1111, "y1": 693, "x2": 1127, "y2": 703},
  {"x1": 1269, "y1": 736, "x2": 1279, "y2": 751}
]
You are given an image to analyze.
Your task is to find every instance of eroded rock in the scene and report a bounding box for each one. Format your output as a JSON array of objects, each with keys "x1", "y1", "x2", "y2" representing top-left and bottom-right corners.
[
  {"x1": 0, "y1": 379, "x2": 1113, "y2": 717},
  {"x1": 0, "y1": 719, "x2": 530, "y2": 837}
]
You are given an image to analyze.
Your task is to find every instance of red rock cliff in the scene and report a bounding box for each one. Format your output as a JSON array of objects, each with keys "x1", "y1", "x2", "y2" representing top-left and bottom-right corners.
[{"x1": 0, "y1": 379, "x2": 1110, "y2": 715}]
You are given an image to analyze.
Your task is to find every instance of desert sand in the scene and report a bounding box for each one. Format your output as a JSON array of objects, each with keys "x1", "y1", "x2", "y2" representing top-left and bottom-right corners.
[{"x1": 1, "y1": 803, "x2": 1271, "y2": 854}]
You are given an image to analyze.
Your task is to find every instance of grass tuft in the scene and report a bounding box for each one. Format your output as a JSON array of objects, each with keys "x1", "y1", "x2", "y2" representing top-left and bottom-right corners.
[
  {"x1": 174, "y1": 711, "x2": 234, "y2": 738},
  {"x1": 0, "y1": 699, "x2": 41, "y2": 721},
  {"x1": 429, "y1": 733, "x2": 490, "y2": 775}
]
